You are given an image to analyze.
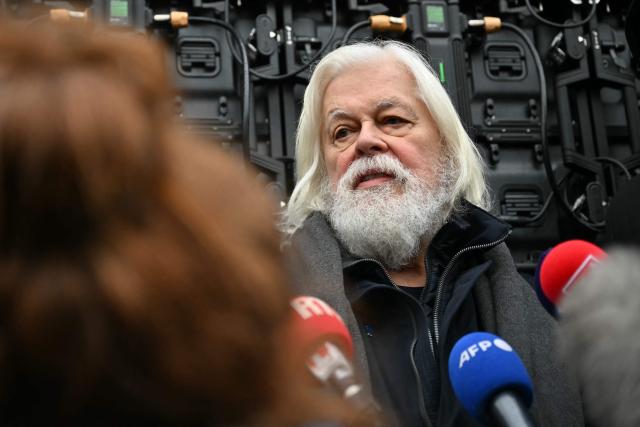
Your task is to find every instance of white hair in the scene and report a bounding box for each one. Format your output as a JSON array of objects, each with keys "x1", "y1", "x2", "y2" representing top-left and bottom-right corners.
[{"x1": 283, "y1": 40, "x2": 489, "y2": 234}]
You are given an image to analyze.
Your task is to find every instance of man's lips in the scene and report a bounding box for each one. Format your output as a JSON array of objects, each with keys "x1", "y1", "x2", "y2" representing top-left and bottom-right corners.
[{"x1": 354, "y1": 171, "x2": 395, "y2": 189}]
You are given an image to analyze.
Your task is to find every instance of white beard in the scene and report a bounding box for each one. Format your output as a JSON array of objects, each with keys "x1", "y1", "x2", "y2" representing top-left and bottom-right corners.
[{"x1": 322, "y1": 153, "x2": 455, "y2": 271}]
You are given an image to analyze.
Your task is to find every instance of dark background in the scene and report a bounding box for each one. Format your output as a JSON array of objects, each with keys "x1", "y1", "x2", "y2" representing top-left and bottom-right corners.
[{"x1": 6, "y1": 0, "x2": 640, "y2": 274}]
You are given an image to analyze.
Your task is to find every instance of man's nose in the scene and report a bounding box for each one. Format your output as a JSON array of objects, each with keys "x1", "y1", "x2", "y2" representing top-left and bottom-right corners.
[{"x1": 355, "y1": 122, "x2": 389, "y2": 156}]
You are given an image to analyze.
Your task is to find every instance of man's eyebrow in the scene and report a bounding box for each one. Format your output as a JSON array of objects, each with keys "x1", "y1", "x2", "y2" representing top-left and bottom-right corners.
[
  {"x1": 324, "y1": 109, "x2": 355, "y2": 135},
  {"x1": 326, "y1": 109, "x2": 353, "y2": 126},
  {"x1": 375, "y1": 98, "x2": 419, "y2": 120}
]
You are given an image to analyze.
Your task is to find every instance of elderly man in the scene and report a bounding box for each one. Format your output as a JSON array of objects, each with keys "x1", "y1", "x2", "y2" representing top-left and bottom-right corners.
[{"x1": 284, "y1": 41, "x2": 583, "y2": 426}]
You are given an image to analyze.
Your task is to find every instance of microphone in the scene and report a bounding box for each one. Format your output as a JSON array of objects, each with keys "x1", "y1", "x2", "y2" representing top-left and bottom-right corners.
[
  {"x1": 534, "y1": 240, "x2": 607, "y2": 316},
  {"x1": 289, "y1": 296, "x2": 376, "y2": 414},
  {"x1": 557, "y1": 248, "x2": 640, "y2": 427},
  {"x1": 448, "y1": 332, "x2": 535, "y2": 427}
]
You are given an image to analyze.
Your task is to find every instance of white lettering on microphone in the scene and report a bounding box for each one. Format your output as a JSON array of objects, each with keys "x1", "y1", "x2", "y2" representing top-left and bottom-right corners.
[
  {"x1": 291, "y1": 297, "x2": 339, "y2": 320},
  {"x1": 458, "y1": 340, "x2": 494, "y2": 369},
  {"x1": 562, "y1": 254, "x2": 601, "y2": 295}
]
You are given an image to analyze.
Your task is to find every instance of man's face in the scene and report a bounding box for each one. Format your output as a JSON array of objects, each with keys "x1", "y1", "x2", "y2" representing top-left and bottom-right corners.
[
  {"x1": 321, "y1": 60, "x2": 442, "y2": 191},
  {"x1": 319, "y1": 60, "x2": 454, "y2": 269}
]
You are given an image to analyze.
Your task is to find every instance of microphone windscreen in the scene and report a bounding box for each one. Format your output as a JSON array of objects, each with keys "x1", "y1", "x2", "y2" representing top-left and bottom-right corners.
[
  {"x1": 290, "y1": 296, "x2": 354, "y2": 359},
  {"x1": 540, "y1": 240, "x2": 606, "y2": 305},
  {"x1": 448, "y1": 332, "x2": 533, "y2": 420}
]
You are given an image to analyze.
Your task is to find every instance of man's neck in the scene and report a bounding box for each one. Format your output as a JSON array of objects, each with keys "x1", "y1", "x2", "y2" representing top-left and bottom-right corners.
[{"x1": 388, "y1": 245, "x2": 428, "y2": 287}]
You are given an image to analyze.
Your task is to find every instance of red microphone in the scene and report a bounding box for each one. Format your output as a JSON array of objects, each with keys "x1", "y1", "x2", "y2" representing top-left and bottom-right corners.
[
  {"x1": 290, "y1": 296, "x2": 379, "y2": 417},
  {"x1": 538, "y1": 240, "x2": 607, "y2": 308},
  {"x1": 290, "y1": 296, "x2": 353, "y2": 360}
]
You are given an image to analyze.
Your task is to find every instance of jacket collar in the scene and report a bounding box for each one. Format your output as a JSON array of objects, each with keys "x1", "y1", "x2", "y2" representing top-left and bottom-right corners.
[{"x1": 428, "y1": 200, "x2": 511, "y2": 262}]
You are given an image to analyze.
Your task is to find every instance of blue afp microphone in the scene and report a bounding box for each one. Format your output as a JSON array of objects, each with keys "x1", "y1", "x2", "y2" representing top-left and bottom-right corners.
[{"x1": 448, "y1": 332, "x2": 536, "y2": 427}]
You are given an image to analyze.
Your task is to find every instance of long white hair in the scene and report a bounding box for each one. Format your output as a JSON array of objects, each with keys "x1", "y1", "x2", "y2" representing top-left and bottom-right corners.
[{"x1": 283, "y1": 40, "x2": 490, "y2": 234}]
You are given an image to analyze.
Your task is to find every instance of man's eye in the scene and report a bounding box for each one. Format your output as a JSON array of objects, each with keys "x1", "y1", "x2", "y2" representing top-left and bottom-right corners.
[
  {"x1": 334, "y1": 127, "x2": 350, "y2": 140},
  {"x1": 383, "y1": 116, "x2": 406, "y2": 126}
]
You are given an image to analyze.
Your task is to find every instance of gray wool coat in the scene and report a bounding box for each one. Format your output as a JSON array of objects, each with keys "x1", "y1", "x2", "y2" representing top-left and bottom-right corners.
[{"x1": 287, "y1": 212, "x2": 585, "y2": 427}]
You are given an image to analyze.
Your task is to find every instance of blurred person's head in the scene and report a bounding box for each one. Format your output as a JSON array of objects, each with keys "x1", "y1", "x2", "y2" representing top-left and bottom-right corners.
[
  {"x1": 283, "y1": 41, "x2": 489, "y2": 269},
  {"x1": 558, "y1": 247, "x2": 640, "y2": 427},
  {"x1": 0, "y1": 20, "x2": 347, "y2": 427}
]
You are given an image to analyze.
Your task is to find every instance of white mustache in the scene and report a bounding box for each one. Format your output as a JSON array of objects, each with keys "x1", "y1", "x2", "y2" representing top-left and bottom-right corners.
[{"x1": 338, "y1": 154, "x2": 411, "y2": 190}]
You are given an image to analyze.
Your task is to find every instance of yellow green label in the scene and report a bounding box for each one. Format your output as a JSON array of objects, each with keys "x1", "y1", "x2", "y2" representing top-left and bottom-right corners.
[
  {"x1": 111, "y1": 0, "x2": 128, "y2": 18},
  {"x1": 426, "y1": 5, "x2": 445, "y2": 24}
]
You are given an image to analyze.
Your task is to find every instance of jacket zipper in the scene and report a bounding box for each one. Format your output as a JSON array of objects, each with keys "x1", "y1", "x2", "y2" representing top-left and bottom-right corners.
[
  {"x1": 349, "y1": 230, "x2": 510, "y2": 426},
  {"x1": 352, "y1": 258, "x2": 433, "y2": 427},
  {"x1": 424, "y1": 255, "x2": 437, "y2": 360},
  {"x1": 431, "y1": 230, "x2": 511, "y2": 346},
  {"x1": 355, "y1": 258, "x2": 436, "y2": 358}
]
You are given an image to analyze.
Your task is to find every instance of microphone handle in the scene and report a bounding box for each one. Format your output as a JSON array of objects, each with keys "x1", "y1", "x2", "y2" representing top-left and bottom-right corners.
[
  {"x1": 330, "y1": 372, "x2": 384, "y2": 423},
  {"x1": 489, "y1": 390, "x2": 536, "y2": 427}
]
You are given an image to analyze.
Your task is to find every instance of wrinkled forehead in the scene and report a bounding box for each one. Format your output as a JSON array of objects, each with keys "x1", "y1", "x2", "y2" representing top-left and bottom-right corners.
[{"x1": 320, "y1": 60, "x2": 423, "y2": 121}]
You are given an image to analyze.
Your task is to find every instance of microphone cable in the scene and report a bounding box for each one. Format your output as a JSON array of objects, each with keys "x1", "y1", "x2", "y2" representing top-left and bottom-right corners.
[
  {"x1": 223, "y1": 0, "x2": 337, "y2": 82},
  {"x1": 340, "y1": 20, "x2": 370, "y2": 47},
  {"x1": 500, "y1": 21, "x2": 604, "y2": 232},
  {"x1": 524, "y1": 0, "x2": 598, "y2": 29}
]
